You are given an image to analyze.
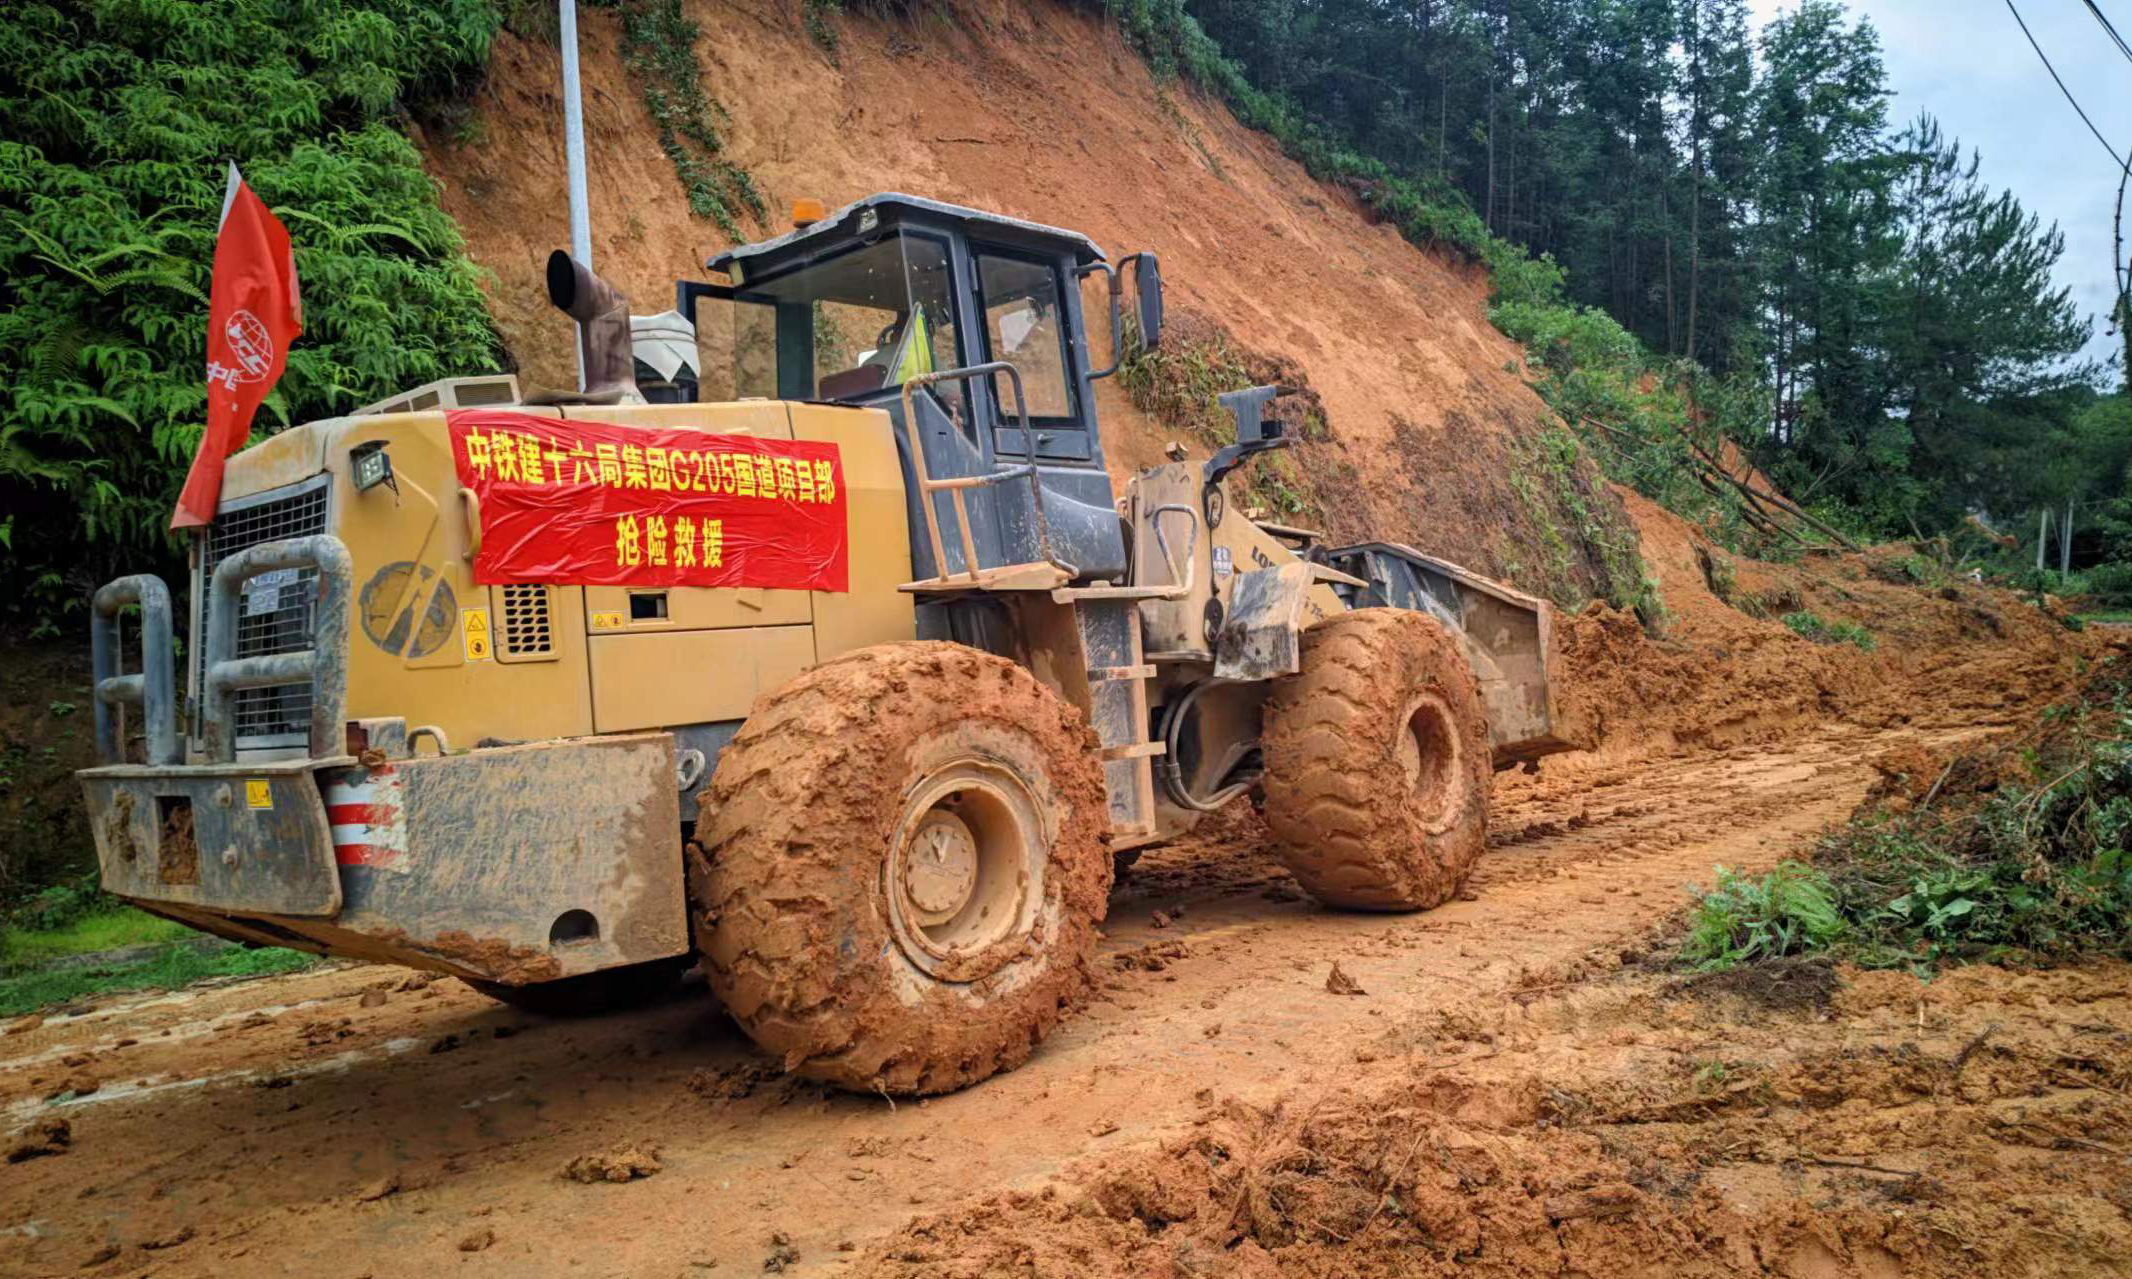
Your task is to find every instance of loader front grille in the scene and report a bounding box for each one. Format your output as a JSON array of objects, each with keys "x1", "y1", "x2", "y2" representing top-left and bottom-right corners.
[{"x1": 202, "y1": 476, "x2": 333, "y2": 749}]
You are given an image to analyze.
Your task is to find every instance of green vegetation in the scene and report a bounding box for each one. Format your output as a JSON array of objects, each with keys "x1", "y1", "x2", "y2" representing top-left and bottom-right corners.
[
  {"x1": 606, "y1": 0, "x2": 765, "y2": 240},
  {"x1": 1505, "y1": 425, "x2": 1660, "y2": 622},
  {"x1": 1680, "y1": 665, "x2": 2132, "y2": 975},
  {"x1": 1117, "y1": 322, "x2": 1257, "y2": 445},
  {"x1": 1, "y1": 905, "x2": 190, "y2": 971},
  {"x1": 1082, "y1": 1, "x2": 2120, "y2": 580},
  {"x1": 0, "y1": 939, "x2": 320, "y2": 1018},
  {"x1": 1681, "y1": 862, "x2": 1846, "y2": 971},
  {"x1": 804, "y1": 0, "x2": 843, "y2": 54},
  {"x1": 0, "y1": 0, "x2": 505, "y2": 629},
  {"x1": 1869, "y1": 553, "x2": 1946, "y2": 588},
  {"x1": 1114, "y1": 322, "x2": 1324, "y2": 525},
  {"x1": 1780, "y1": 609, "x2": 1875, "y2": 651},
  {"x1": 0, "y1": 884, "x2": 320, "y2": 1016}
]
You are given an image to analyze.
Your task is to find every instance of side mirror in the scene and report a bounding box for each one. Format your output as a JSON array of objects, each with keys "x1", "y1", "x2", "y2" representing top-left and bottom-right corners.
[
  {"x1": 1130, "y1": 252, "x2": 1163, "y2": 352},
  {"x1": 1083, "y1": 251, "x2": 1164, "y2": 381}
]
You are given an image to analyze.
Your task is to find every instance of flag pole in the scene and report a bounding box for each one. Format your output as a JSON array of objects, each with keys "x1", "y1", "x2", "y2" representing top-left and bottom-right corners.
[{"x1": 559, "y1": 0, "x2": 592, "y2": 392}]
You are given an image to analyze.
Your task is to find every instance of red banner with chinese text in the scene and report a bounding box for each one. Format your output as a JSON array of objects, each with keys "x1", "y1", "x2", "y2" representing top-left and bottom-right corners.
[{"x1": 446, "y1": 410, "x2": 849, "y2": 592}]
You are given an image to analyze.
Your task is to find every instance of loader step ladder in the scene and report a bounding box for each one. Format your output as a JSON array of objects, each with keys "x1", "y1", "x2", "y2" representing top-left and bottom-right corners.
[{"x1": 1075, "y1": 599, "x2": 1161, "y2": 841}]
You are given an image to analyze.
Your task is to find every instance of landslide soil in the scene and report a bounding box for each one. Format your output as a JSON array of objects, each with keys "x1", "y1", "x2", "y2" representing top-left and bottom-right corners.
[{"x1": 2, "y1": 497, "x2": 2121, "y2": 1276}]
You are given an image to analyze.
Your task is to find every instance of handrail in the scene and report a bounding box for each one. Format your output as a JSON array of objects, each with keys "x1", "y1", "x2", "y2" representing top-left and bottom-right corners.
[
  {"x1": 1079, "y1": 260, "x2": 1122, "y2": 381},
  {"x1": 460, "y1": 487, "x2": 482, "y2": 563},
  {"x1": 898, "y1": 361, "x2": 1077, "y2": 584},
  {"x1": 202, "y1": 535, "x2": 354, "y2": 763},
  {"x1": 1145, "y1": 503, "x2": 1199, "y2": 600},
  {"x1": 90, "y1": 574, "x2": 179, "y2": 766}
]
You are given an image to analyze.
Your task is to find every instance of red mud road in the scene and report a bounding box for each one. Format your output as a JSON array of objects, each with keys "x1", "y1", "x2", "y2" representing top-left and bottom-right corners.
[{"x1": 0, "y1": 713, "x2": 2018, "y2": 1279}]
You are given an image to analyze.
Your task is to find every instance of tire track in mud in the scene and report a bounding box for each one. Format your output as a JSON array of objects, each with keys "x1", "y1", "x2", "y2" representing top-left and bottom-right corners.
[{"x1": 0, "y1": 725, "x2": 1979, "y2": 1277}]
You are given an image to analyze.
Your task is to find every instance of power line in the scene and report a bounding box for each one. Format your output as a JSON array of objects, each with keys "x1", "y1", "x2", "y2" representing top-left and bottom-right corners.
[
  {"x1": 2082, "y1": 0, "x2": 2132, "y2": 67},
  {"x1": 2004, "y1": 0, "x2": 2128, "y2": 172},
  {"x1": 2074, "y1": 3, "x2": 2132, "y2": 357}
]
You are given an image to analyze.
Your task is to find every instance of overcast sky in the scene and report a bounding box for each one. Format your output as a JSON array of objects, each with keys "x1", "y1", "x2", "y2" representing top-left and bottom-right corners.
[{"x1": 1747, "y1": 0, "x2": 2132, "y2": 370}]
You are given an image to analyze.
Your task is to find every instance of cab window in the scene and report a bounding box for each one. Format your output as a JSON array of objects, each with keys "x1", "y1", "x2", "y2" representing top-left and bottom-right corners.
[
  {"x1": 706, "y1": 233, "x2": 963, "y2": 412},
  {"x1": 975, "y1": 251, "x2": 1076, "y2": 423}
]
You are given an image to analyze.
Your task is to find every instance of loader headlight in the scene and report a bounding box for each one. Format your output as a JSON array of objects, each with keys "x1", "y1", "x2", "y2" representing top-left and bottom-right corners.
[{"x1": 350, "y1": 440, "x2": 396, "y2": 495}]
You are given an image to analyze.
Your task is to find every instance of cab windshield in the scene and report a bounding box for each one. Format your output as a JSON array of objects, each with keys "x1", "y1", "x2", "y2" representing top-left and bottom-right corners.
[{"x1": 697, "y1": 232, "x2": 961, "y2": 407}]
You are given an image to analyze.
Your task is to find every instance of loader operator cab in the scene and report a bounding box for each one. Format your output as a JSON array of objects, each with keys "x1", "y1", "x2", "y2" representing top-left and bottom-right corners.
[{"x1": 675, "y1": 193, "x2": 1161, "y2": 588}]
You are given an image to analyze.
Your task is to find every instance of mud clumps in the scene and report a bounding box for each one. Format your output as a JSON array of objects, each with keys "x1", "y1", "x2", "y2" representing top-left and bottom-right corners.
[
  {"x1": 156, "y1": 800, "x2": 199, "y2": 886},
  {"x1": 1112, "y1": 939, "x2": 1190, "y2": 973},
  {"x1": 763, "y1": 1231, "x2": 800, "y2": 1272},
  {"x1": 685, "y1": 1061, "x2": 776, "y2": 1103},
  {"x1": 7, "y1": 1116, "x2": 70, "y2": 1163},
  {"x1": 1673, "y1": 954, "x2": 1840, "y2": 1012},
  {"x1": 855, "y1": 960, "x2": 2132, "y2": 1279},
  {"x1": 561, "y1": 1145, "x2": 662, "y2": 1184},
  {"x1": 1551, "y1": 489, "x2": 2124, "y2": 765},
  {"x1": 1323, "y1": 962, "x2": 1366, "y2": 996},
  {"x1": 416, "y1": 931, "x2": 561, "y2": 986}
]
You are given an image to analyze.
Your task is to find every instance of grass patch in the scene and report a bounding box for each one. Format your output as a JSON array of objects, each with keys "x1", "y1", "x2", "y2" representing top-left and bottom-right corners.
[
  {"x1": 1506, "y1": 426, "x2": 1661, "y2": 623},
  {"x1": 1678, "y1": 661, "x2": 2132, "y2": 976},
  {"x1": 0, "y1": 907, "x2": 191, "y2": 969},
  {"x1": 1115, "y1": 314, "x2": 1324, "y2": 525},
  {"x1": 3, "y1": 885, "x2": 321, "y2": 1016},
  {"x1": 1117, "y1": 319, "x2": 1257, "y2": 447},
  {"x1": 0, "y1": 941, "x2": 320, "y2": 1018},
  {"x1": 1781, "y1": 609, "x2": 1876, "y2": 651}
]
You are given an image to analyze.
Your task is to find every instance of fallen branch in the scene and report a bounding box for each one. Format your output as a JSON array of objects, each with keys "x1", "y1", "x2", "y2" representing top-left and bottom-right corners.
[
  {"x1": 1947, "y1": 1021, "x2": 1999, "y2": 1079},
  {"x1": 1797, "y1": 1155, "x2": 1925, "y2": 1178},
  {"x1": 1572, "y1": 414, "x2": 1849, "y2": 550}
]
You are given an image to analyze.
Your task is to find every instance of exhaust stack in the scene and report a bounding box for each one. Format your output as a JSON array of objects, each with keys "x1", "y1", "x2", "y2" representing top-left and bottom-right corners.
[{"x1": 546, "y1": 249, "x2": 637, "y2": 403}]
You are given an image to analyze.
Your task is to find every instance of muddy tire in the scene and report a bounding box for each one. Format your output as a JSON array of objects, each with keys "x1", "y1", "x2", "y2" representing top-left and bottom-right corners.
[
  {"x1": 1260, "y1": 608, "x2": 1490, "y2": 910},
  {"x1": 689, "y1": 642, "x2": 1111, "y2": 1095},
  {"x1": 463, "y1": 954, "x2": 692, "y2": 1017}
]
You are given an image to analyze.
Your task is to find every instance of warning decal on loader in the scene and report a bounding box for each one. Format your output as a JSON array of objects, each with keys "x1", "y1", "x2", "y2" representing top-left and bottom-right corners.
[
  {"x1": 447, "y1": 409, "x2": 849, "y2": 593},
  {"x1": 461, "y1": 607, "x2": 492, "y2": 662}
]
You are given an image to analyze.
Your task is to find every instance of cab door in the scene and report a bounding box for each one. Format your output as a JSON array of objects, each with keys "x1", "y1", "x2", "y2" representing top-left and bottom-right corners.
[{"x1": 970, "y1": 246, "x2": 1094, "y2": 463}]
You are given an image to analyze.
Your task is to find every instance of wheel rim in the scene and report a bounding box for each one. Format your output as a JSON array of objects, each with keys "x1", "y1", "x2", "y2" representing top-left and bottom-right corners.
[
  {"x1": 1397, "y1": 693, "x2": 1463, "y2": 833},
  {"x1": 885, "y1": 757, "x2": 1046, "y2": 982}
]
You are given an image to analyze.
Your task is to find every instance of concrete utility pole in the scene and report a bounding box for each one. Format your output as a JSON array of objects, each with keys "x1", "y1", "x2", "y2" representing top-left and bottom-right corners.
[{"x1": 560, "y1": 0, "x2": 592, "y2": 390}]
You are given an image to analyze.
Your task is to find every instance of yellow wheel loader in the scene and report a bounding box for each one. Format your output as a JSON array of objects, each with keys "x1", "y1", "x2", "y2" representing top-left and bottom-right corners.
[{"x1": 78, "y1": 194, "x2": 1581, "y2": 1093}]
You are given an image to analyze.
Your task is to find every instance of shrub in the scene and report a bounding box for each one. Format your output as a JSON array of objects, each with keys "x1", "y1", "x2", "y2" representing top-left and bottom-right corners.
[
  {"x1": 1782, "y1": 610, "x2": 1876, "y2": 651},
  {"x1": 1680, "y1": 862, "x2": 1847, "y2": 971},
  {"x1": 2084, "y1": 560, "x2": 2132, "y2": 606},
  {"x1": 1869, "y1": 553, "x2": 1945, "y2": 588},
  {"x1": 1681, "y1": 662, "x2": 2132, "y2": 975}
]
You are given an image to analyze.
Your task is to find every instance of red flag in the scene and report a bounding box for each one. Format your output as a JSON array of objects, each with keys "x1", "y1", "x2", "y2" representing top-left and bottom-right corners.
[{"x1": 171, "y1": 163, "x2": 303, "y2": 530}]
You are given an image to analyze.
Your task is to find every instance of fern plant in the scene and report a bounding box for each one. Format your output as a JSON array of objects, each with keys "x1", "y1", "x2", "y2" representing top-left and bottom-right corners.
[{"x1": 0, "y1": 0, "x2": 505, "y2": 627}]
